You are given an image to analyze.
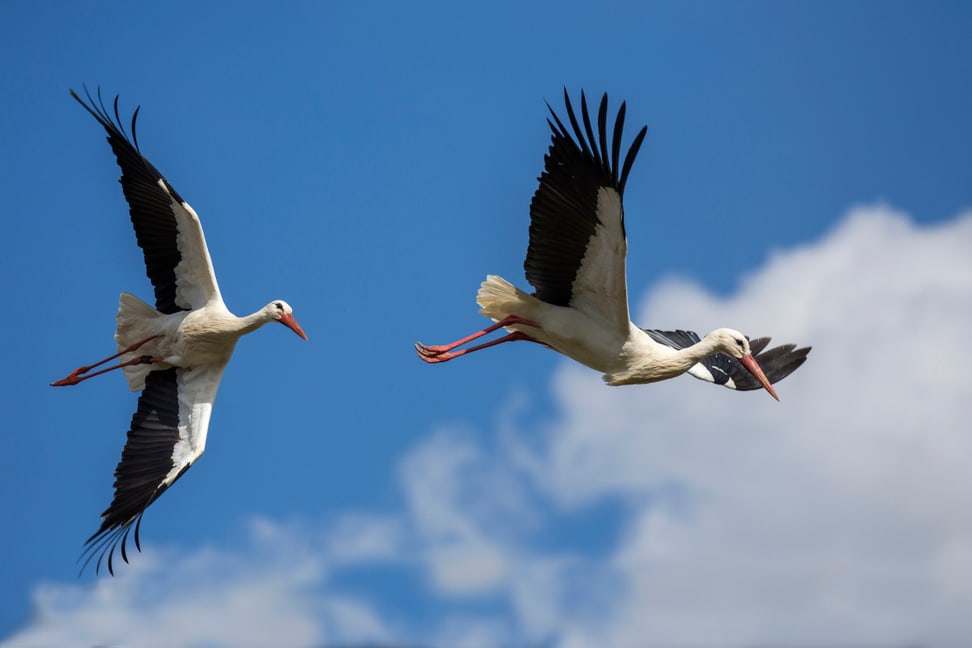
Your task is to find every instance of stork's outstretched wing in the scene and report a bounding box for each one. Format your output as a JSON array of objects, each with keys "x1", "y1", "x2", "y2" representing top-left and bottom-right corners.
[
  {"x1": 525, "y1": 90, "x2": 647, "y2": 336},
  {"x1": 80, "y1": 365, "x2": 226, "y2": 575},
  {"x1": 71, "y1": 87, "x2": 223, "y2": 312}
]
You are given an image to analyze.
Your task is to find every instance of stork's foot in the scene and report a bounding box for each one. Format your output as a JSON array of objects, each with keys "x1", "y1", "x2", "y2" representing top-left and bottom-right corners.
[
  {"x1": 415, "y1": 343, "x2": 461, "y2": 363},
  {"x1": 50, "y1": 369, "x2": 87, "y2": 387},
  {"x1": 414, "y1": 342, "x2": 452, "y2": 357}
]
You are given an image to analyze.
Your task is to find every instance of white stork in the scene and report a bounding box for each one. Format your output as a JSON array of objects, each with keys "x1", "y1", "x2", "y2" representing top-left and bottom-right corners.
[
  {"x1": 53, "y1": 88, "x2": 308, "y2": 574},
  {"x1": 417, "y1": 90, "x2": 809, "y2": 398}
]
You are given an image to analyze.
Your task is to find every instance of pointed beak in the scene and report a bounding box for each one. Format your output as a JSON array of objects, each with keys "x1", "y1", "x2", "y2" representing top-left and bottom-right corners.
[
  {"x1": 739, "y1": 354, "x2": 779, "y2": 401},
  {"x1": 279, "y1": 313, "x2": 308, "y2": 340}
]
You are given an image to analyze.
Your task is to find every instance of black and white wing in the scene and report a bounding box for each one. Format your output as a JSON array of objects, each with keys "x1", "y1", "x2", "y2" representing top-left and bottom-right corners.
[
  {"x1": 525, "y1": 90, "x2": 647, "y2": 336},
  {"x1": 71, "y1": 87, "x2": 223, "y2": 313},
  {"x1": 81, "y1": 365, "x2": 226, "y2": 575},
  {"x1": 645, "y1": 329, "x2": 811, "y2": 391}
]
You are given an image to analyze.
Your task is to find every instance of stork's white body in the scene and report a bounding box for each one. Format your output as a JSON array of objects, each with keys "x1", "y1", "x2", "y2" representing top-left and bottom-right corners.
[
  {"x1": 478, "y1": 271, "x2": 752, "y2": 387},
  {"x1": 114, "y1": 292, "x2": 291, "y2": 391}
]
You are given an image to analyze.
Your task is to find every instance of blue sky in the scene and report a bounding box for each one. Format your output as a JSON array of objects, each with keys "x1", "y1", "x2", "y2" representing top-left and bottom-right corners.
[{"x1": 3, "y1": 1, "x2": 972, "y2": 645}]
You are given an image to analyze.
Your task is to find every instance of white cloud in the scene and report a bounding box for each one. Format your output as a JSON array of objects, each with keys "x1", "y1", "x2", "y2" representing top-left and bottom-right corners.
[
  {"x1": 2, "y1": 520, "x2": 395, "y2": 648},
  {"x1": 6, "y1": 205, "x2": 972, "y2": 648},
  {"x1": 5, "y1": 546, "x2": 323, "y2": 648},
  {"x1": 399, "y1": 429, "x2": 514, "y2": 596},
  {"x1": 524, "y1": 205, "x2": 972, "y2": 647},
  {"x1": 325, "y1": 513, "x2": 406, "y2": 565}
]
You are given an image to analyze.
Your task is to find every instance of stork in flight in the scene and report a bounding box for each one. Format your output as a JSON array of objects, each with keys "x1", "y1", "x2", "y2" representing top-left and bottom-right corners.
[
  {"x1": 52, "y1": 87, "x2": 308, "y2": 574},
  {"x1": 416, "y1": 90, "x2": 809, "y2": 397}
]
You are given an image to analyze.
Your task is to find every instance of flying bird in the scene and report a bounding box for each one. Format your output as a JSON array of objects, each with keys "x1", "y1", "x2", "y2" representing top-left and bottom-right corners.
[
  {"x1": 53, "y1": 87, "x2": 308, "y2": 574},
  {"x1": 416, "y1": 90, "x2": 809, "y2": 398}
]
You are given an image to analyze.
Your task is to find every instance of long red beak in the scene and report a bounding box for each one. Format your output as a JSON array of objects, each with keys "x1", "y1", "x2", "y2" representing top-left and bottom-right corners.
[
  {"x1": 739, "y1": 354, "x2": 779, "y2": 401},
  {"x1": 279, "y1": 313, "x2": 308, "y2": 340}
]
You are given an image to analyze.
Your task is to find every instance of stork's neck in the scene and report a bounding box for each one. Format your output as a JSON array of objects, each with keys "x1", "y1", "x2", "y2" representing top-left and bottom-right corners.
[
  {"x1": 607, "y1": 329, "x2": 727, "y2": 386},
  {"x1": 235, "y1": 308, "x2": 275, "y2": 336},
  {"x1": 668, "y1": 333, "x2": 725, "y2": 369}
]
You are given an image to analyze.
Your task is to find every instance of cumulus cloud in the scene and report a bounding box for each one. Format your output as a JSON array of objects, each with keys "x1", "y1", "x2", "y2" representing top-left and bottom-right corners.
[
  {"x1": 525, "y1": 205, "x2": 972, "y2": 646},
  {"x1": 6, "y1": 205, "x2": 972, "y2": 648},
  {"x1": 3, "y1": 521, "x2": 393, "y2": 647}
]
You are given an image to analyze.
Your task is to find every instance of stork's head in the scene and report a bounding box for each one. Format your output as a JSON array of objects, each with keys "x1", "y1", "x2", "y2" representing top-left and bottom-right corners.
[
  {"x1": 710, "y1": 328, "x2": 751, "y2": 359},
  {"x1": 267, "y1": 300, "x2": 308, "y2": 340},
  {"x1": 712, "y1": 328, "x2": 778, "y2": 401}
]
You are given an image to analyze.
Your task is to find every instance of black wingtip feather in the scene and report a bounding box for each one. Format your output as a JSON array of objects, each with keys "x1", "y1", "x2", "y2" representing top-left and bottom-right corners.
[
  {"x1": 596, "y1": 93, "x2": 610, "y2": 177},
  {"x1": 559, "y1": 88, "x2": 590, "y2": 157},
  {"x1": 618, "y1": 125, "x2": 647, "y2": 195},
  {"x1": 612, "y1": 101, "x2": 626, "y2": 186},
  {"x1": 131, "y1": 105, "x2": 142, "y2": 152},
  {"x1": 579, "y1": 91, "x2": 600, "y2": 167},
  {"x1": 747, "y1": 336, "x2": 771, "y2": 356},
  {"x1": 753, "y1": 344, "x2": 812, "y2": 388},
  {"x1": 134, "y1": 514, "x2": 144, "y2": 552}
]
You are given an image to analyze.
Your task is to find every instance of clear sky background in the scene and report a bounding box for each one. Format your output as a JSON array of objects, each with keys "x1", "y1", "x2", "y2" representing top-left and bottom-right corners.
[{"x1": 2, "y1": 1, "x2": 972, "y2": 646}]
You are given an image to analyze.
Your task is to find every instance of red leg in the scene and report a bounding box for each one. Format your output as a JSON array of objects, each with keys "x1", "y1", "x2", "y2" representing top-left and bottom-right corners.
[
  {"x1": 50, "y1": 336, "x2": 159, "y2": 387},
  {"x1": 51, "y1": 355, "x2": 163, "y2": 386},
  {"x1": 415, "y1": 315, "x2": 539, "y2": 357},
  {"x1": 417, "y1": 331, "x2": 537, "y2": 363}
]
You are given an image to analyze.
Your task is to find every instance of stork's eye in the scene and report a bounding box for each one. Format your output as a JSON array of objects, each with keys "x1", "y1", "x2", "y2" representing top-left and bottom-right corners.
[
  {"x1": 274, "y1": 302, "x2": 284, "y2": 311},
  {"x1": 736, "y1": 338, "x2": 745, "y2": 349}
]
